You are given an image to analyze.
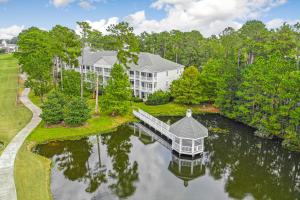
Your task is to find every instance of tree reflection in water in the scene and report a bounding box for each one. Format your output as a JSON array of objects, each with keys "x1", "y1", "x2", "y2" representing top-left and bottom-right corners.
[
  {"x1": 202, "y1": 116, "x2": 300, "y2": 200},
  {"x1": 35, "y1": 114, "x2": 300, "y2": 200},
  {"x1": 102, "y1": 125, "x2": 139, "y2": 198}
]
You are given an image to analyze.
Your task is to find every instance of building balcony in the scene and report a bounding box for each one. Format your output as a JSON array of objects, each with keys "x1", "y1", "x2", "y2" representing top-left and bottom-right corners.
[
  {"x1": 141, "y1": 76, "x2": 154, "y2": 81},
  {"x1": 103, "y1": 72, "x2": 110, "y2": 76},
  {"x1": 141, "y1": 87, "x2": 153, "y2": 92}
]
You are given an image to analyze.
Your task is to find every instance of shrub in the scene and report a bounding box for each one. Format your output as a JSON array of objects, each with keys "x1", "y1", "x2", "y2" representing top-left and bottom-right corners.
[
  {"x1": 41, "y1": 91, "x2": 65, "y2": 125},
  {"x1": 132, "y1": 96, "x2": 143, "y2": 102},
  {"x1": 63, "y1": 97, "x2": 90, "y2": 126},
  {"x1": 146, "y1": 90, "x2": 171, "y2": 105}
]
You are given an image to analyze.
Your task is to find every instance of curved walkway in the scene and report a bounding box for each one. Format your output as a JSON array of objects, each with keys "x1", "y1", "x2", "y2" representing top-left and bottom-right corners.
[{"x1": 0, "y1": 88, "x2": 41, "y2": 200}]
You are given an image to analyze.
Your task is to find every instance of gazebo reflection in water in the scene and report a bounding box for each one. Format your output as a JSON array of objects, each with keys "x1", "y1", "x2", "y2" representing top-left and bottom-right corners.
[{"x1": 132, "y1": 121, "x2": 206, "y2": 187}]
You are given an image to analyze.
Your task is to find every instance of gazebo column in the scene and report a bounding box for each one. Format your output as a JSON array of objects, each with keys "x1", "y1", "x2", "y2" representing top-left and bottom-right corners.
[
  {"x1": 192, "y1": 139, "x2": 195, "y2": 157},
  {"x1": 179, "y1": 138, "x2": 182, "y2": 155}
]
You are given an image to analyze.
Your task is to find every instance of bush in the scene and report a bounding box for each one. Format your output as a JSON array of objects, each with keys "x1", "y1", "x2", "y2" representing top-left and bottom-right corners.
[
  {"x1": 41, "y1": 91, "x2": 65, "y2": 125},
  {"x1": 63, "y1": 97, "x2": 90, "y2": 126},
  {"x1": 146, "y1": 90, "x2": 171, "y2": 105},
  {"x1": 132, "y1": 96, "x2": 143, "y2": 102}
]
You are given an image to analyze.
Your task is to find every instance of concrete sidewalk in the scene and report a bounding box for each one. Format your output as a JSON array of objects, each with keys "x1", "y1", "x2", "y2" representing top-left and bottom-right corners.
[{"x1": 0, "y1": 88, "x2": 41, "y2": 200}]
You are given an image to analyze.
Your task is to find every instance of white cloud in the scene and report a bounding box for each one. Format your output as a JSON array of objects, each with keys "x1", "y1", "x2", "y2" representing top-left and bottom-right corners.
[
  {"x1": 50, "y1": 0, "x2": 105, "y2": 9},
  {"x1": 0, "y1": 25, "x2": 24, "y2": 39},
  {"x1": 75, "y1": 17, "x2": 119, "y2": 35},
  {"x1": 78, "y1": 1, "x2": 95, "y2": 10},
  {"x1": 123, "y1": 0, "x2": 288, "y2": 36},
  {"x1": 50, "y1": 0, "x2": 73, "y2": 7},
  {"x1": 266, "y1": 18, "x2": 300, "y2": 29}
]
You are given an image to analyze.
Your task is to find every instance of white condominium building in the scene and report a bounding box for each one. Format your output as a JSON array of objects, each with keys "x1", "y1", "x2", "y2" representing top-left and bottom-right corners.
[{"x1": 74, "y1": 49, "x2": 184, "y2": 99}]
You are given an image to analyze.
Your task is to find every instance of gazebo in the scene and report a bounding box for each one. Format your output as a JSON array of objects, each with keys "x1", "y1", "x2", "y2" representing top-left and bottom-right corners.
[
  {"x1": 168, "y1": 154, "x2": 205, "y2": 187},
  {"x1": 170, "y1": 109, "x2": 208, "y2": 156}
]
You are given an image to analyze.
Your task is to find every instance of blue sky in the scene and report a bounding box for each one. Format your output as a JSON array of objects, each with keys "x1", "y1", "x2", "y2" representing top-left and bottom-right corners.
[{"x1": 0, "y1": 0, "x2": 299, "y2": 39}]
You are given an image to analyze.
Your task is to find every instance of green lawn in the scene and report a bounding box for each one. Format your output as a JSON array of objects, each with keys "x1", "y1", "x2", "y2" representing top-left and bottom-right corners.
[{"x1": 0, "y1": 54, "x2": 32, "y2": 154}]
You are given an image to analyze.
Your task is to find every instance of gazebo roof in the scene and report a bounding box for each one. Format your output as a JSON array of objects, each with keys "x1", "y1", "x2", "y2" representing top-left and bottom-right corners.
[{"x1": 169, "y1": 109, "x2": 208, "y2": 139}]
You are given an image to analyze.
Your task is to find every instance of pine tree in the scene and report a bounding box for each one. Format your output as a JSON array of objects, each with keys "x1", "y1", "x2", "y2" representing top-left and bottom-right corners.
[
  {"x1": 170, "y1": 66, "x2": 202, "y2": 104},
  {"x1": 100, "y1": 63, "x2": 132, "y2": 116}
]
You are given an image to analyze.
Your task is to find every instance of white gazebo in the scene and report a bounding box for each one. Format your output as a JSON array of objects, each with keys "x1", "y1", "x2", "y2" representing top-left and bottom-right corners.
[{"x1": 169, "y1": 109, "x2": 208, "y2": 156}]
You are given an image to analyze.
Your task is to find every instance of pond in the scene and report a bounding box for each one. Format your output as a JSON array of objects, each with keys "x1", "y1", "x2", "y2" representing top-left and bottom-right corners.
[{"x1": 35, "y1": 114, "x2": 300, "y2": 200}]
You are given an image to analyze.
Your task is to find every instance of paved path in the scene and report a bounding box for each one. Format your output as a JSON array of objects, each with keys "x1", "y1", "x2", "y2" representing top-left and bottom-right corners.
[{"x1": 0, "y1": 87, "x2": 41, "y2": 200}]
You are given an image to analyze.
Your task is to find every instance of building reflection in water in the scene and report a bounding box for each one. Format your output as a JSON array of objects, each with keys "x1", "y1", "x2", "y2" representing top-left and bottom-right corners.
[{"x1": 132, "y1": 122, "x2": 205, "y2": 187}]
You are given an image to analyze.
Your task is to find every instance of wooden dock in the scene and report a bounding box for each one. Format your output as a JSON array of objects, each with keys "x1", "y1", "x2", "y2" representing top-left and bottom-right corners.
[{"x1": 133, "y1": 109, "x2": 207, "y2": 156}]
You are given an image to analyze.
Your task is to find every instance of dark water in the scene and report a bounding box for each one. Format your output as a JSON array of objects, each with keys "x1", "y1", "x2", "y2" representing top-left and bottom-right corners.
[{"x1": 35, "y1": 114, "x2": 300, "y2": 200}]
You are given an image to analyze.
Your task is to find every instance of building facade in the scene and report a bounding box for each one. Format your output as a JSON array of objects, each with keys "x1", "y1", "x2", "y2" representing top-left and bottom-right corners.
[
  {"x1": 72, "y1": 50, "x2": 184, "y2": 99},
  {"x1": 0, "y1": 40, "x2": 18, "y2": 53}
]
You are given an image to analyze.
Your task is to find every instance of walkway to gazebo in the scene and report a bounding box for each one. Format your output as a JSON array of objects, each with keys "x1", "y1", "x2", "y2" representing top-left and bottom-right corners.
[{"x1": 133, "y1": 109, "x2": 208, "y2": 156}]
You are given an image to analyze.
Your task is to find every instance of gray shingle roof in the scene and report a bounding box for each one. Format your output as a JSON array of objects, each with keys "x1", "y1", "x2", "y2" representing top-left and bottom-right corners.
[
  {"x1": 169, "y1": 110, "x2": 208, "y2": 139},
  {"x1": 78, "y1": 49, "x2": 184, "y2": 72}
]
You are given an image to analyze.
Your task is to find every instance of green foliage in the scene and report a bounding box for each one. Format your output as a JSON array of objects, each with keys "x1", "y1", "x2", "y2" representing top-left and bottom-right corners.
[
  {"x1": 101, "y1": 63, "x2": 132, "y2": 115},
  {"x1": 62, "y1": 70, "x2": 81, "y2": 96},
  {"x1": 64, "y1": 97, "x2": 90, "y2": 126},
  {"x1": 16, "y1": 27, "x2": 54, "y2": 102},
  {"x1": 41, "y1": 91, "x2": 65, "y2": 125},
  {"x1": 146, "y1": 90, "x2": 171, "y2": 105},
  {"x1": 107, "y1": 22, "x2": 140, "y2": 67},
  {"x1": 170, "y1": 66, "x2": 202, "y2": 104},
  {"x1": 199, "y1": 59, "x2": 224, "y2": 102}
]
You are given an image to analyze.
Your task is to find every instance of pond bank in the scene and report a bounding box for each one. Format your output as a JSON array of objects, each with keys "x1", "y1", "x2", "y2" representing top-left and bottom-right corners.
[{"x1": 15, "y1": 94, "x2": 218, "y2": 200}]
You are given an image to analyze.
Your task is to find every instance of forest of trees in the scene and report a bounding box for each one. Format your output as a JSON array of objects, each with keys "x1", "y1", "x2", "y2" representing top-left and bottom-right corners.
[
  {"x1": 138, "y1": 20, "x2": 300, "y2": 150},
  {"x1": 15, "y1": 20, "x2": 300, "y2": 150}
]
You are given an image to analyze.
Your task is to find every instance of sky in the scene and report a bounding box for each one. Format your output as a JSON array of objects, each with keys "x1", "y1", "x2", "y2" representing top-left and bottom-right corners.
[{"x1": 0, "y1": 0, "x2": 299, "y2": 39}]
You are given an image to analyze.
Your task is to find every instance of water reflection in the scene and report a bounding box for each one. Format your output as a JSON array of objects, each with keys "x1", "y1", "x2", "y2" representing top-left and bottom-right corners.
[{"x1": 35, "y1": 114, "x2": 300, "y2": 200}]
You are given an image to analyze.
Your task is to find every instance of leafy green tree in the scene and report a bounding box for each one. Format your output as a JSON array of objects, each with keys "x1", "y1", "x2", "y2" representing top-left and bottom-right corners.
[
  {"x1": 50, "y1": 25, "x2": 81, "y2": 88},
  {"x1": 106, "y1": 22, "x2": 140, "y2": 67},
  {"x1": 170, "y1": 66, "x2": 202, "y2": 104},
  {"x1": 62, "y1": 70, "x2": 81, "y2": 96},
  {"x1": 146, "y1": 90, "x2": 171, "y2": 105},
  {"x1": 199, "y1": 59, "x2": 224, "y2": 102},
  {"x1": 64, "y1": 97, "x2": 90, "y2": 126},
  {"x1": 100, "y1": 63, "x2": 132, "y2": 116},
  {"x1": 41, "y1": 91, "x2": 65, "y2": 125},
  {"x1": 17, "y1": 27, "x2": 54, "y2": 102},
  {"x1": 279, "y1": 71, "x2": 300, "y2": 149}
]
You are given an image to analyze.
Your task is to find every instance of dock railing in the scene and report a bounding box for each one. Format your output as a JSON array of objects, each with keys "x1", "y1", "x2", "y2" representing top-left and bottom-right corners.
[{"x1": 133, "y1": 109, "x2": 174, "y2": 140}]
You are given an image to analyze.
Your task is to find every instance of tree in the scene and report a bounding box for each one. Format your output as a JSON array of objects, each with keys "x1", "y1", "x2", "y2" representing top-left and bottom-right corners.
[
  {"x1": 199, "y1": 59, "x2": 224, "y2": 102},
  {"x1": 278, "y1": 71, "x2": 300, "y2": 150},
  {"x1": 41, "y1": 91, "x2": 65, "y2": 125},
  {"x1": 50, "y1": 25, "x2": 81, "y2": 89},
  {"x1": 77, "y1": 21, "x2": 92, "y2": 99},
  {"x1": 170, "y1": 66, "x2": 202, "y2": 104},
  {"x1": 106, "y1": 22, "x2": 140, "y2": 67},
  {"x1": 17, "y1": 27, "x2": 53, "y2": 102},
  {"x1": 100, "y1": 63, "x2": 132, "y2": 116},
  {"x1": 62, "y1": 70, "x2": 81, "y2": 96},
  {"x1": 64, "y1": 97, "x2": 90, "y2": 126},
  {"x1": 86, "y1": 71, "x2": 102, "y2": 114}
]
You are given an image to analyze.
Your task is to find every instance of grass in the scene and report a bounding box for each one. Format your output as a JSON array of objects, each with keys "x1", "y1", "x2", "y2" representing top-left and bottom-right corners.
[
  {"x1": 0, "y1": 54, "x2": 32, "y2": 154},
  {"x1": 15, "y1": 141, "x2": 52, "y2": 200},
  {"x1": 15, "y1": 87, "x2": 219, "y2": 200}
]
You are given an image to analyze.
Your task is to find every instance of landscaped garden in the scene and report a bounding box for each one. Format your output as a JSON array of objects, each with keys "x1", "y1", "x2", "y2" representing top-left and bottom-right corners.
[{"x1": 4, "y1": 19, "x2": 299, "y2": 200}]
